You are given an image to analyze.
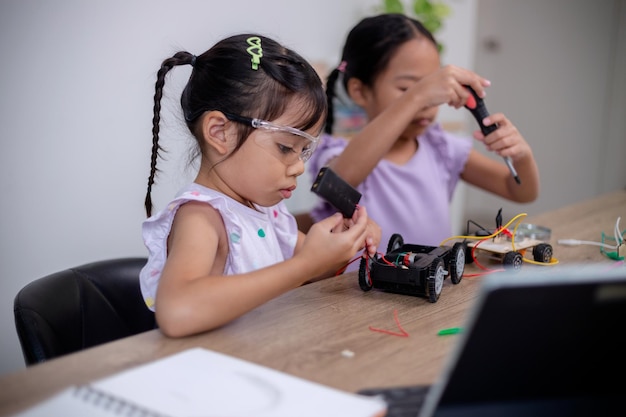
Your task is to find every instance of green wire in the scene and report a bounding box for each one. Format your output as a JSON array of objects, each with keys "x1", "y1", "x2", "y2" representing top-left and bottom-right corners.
[
  {"x1": 438, "y1": 327, "x2": 462, "y2": 336},
  {"x1": 600, "y1": 230, "x2": 625, "y2": 261}
]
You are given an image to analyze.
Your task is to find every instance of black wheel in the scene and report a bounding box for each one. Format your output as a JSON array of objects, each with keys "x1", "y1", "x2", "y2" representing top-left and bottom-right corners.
[
  {"x1": 503, "y1": 251, "x2": 524, "y2": 270},
  {"x1": 464, "y1": 241, "x2": 474, "y2": 264},
  {"x1": 387, "y1": 233, "x2": 404, "y2": 253},
  {"x1": 358, "y1": 257, "x2": 373, "y2": 291},
  {"x1": 532, "y1": 243, "x2": 553, "y2": 263},
  {"x1": 426, "y1": 258, "x2": 445, "y2": 303},
  {"x1": 449, "y1": 242, "x2": 466, "y2": 284}
]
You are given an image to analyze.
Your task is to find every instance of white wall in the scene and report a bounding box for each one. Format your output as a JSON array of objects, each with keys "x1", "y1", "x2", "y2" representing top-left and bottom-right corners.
[
  {"x1": 0, "y1": 0, "x2": 476, "y2": 376},
  {"x1": 465, "y1": 0, "x2": 626, "y2": 228}
]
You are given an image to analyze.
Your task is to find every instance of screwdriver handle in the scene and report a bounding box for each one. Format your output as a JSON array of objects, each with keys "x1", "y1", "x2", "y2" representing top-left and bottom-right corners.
[
  {"x1": 464, "y1": 86, "x2": 498, "y2": 135},
  {"x1": 464, "y1": 86, "x2": 521, "y2": 185}
]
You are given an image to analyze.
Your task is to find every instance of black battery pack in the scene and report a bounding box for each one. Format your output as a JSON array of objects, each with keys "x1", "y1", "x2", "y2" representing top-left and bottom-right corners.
[{"x1": 310, "y1": 167, "x2": 362, "y2": 218}]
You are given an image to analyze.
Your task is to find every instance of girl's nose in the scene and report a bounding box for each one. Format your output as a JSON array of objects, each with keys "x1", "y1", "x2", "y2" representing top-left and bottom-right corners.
[{"x1": 287, "y1": 158, "x2": 305, "y2": 177}]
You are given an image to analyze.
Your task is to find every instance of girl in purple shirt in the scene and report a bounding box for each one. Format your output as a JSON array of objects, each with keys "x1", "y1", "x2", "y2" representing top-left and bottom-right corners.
[{"x1": 306, "y1": 14, "x2": 539, "y2": 255}]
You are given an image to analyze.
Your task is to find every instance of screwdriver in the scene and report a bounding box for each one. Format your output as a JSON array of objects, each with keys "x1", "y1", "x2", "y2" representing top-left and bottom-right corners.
[{"x1": 464, "y1": 86, "x2": 521, "y2": 185}]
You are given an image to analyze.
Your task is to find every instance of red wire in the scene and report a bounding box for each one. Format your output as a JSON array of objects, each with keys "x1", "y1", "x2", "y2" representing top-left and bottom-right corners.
[
  {"x1": 369, "y1": 309, "x2": 409, "y2": 337},
  {"x1": 471, "y1": 238, "x2": 490, "y2": 271},
  {"x1": 334, "y1": 248, "x2": 387, "y2": 276},
  {"x1": 470, "y1": 232, "x2": 507, "y2": 274}
]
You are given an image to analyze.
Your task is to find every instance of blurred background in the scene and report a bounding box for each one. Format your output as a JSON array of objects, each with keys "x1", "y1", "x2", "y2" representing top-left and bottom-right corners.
[{"x1": 1, "y1": 0, "x2": 624, "y2": 375}]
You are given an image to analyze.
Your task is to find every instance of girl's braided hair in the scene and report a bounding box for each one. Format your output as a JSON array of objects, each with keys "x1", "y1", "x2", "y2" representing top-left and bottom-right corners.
[{"x1": 145, "y1": 34, "x2": 326, "y2": 217}]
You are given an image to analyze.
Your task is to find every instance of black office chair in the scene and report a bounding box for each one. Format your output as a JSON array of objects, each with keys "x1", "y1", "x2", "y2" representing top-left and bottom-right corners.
[{"x1": 13, "y1": 257, "x2": 156, "y2": 366}]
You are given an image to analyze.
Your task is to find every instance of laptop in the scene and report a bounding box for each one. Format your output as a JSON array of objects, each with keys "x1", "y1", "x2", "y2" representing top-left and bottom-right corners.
[{"x1": 359, "y1": 265, "x2": 626, "y2": 417}]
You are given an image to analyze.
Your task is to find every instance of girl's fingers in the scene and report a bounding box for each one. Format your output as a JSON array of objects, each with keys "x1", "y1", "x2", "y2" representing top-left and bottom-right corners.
[{"x1": 317, "y1": 212, "x2": 344, "y2": 233}]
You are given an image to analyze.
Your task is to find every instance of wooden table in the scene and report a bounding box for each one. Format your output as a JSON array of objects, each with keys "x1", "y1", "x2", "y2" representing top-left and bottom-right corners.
[{"x1": 1, "y1": 190, "x2": 624, "y2": 416}]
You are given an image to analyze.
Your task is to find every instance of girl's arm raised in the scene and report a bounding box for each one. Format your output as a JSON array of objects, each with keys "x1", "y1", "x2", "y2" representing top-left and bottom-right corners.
[{"x1": 328, "y1": 65, "x2": 489, "y2": 187}]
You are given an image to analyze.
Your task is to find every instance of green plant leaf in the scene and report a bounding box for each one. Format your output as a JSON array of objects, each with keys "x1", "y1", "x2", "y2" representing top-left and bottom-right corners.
[
  {"x1": 377, "y1": 0, "x2": 451, "y2": 53},
  {"x1": 413, "y1": 0, "x2": 433, "y2": 15},
  {"x1": 432, "y1": 3, "x2": 451, "y2": 19},
  {"x1": 384, "y1": 0, "x2": 405, "y2": 14}
]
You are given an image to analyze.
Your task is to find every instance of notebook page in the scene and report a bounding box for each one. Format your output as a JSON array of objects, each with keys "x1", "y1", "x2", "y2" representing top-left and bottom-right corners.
[{"x1": 92, "y1": 347, "x2": 386, "y2": 417}]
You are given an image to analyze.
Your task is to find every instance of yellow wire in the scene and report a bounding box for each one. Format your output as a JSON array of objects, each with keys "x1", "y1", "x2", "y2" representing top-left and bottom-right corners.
[
  {"x1": 439, "y1": 213, "x2": 528, "y2": 246},
  {"x1": 525, "y1": 257, "x2": 559, "y2": 266},
  {"x1": 440, "y1": 213, "x2": 559, "y2": 266}
]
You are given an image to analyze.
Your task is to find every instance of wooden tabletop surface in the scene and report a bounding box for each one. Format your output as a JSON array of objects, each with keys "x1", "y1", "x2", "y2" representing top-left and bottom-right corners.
[{"x1": 1, "y1": 189, "x2": 624, "y2": 416}]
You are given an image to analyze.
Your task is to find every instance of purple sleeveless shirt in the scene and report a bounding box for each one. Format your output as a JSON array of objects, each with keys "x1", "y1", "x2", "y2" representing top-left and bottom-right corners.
[{"x1": 308, "y1": 123, "x2": 472, "y2": 257}]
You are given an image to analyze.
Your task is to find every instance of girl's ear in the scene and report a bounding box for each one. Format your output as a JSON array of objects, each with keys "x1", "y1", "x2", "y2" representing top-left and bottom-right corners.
[
  {"x1": 347, "y1": 78, "x2": 369, "y2": 107},
  {"x1": 200, "y1": 111, "x2": 232, "y2": 155}
]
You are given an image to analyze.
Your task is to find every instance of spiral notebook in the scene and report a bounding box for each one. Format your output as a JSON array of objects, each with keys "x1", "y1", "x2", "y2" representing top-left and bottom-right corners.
[{"x1": 12, "y1": 348, "x2": 386, "y2": 417}]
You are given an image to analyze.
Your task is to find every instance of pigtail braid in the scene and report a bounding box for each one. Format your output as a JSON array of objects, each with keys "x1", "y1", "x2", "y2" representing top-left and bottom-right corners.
[
  {"x1": 144, "y1": 51, "x2": 195, "y2": 217},
  {"x1": 324, "y1": 69, "x2": 340, "y2": 134}
]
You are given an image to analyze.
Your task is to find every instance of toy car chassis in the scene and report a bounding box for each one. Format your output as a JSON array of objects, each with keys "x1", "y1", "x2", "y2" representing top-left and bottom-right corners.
[
  {"x1": 465, "y1": 237, "x2": 553, "y2": 269},
  {"x1": 358, "y1": 234, "x2": 466, "y2": 303},
  {"x1": 464, "y1": 209, "x2": 553, "y2": 270}
]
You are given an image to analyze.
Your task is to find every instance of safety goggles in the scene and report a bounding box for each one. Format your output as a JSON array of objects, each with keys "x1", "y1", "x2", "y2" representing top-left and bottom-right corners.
[{"x1": 223, "y1": 112, "x2": 319, "y2": 164}]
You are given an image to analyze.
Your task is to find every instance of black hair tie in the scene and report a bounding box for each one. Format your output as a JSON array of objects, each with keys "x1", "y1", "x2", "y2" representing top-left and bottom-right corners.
[{"x1": 190, "y1": 55, "x2": 197, "y2": 67}]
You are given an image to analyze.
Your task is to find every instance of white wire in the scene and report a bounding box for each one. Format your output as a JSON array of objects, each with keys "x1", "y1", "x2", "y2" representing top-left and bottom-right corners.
[
  {"x1": 557, "y1": 239, "x2": 618, "y2": 249},
  {"x1": 614, "y1": 217, "x2": 623, "y2": 245},
  {"x1": 558, "y1": 216, "x2": 624, "y2": 250}
]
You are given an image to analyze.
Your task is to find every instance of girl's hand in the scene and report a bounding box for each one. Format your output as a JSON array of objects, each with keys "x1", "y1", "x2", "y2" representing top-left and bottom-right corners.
[
  {"x1": 333, "y1": 206, "x2": 380, "y2": 257},
  {"x1": 350, "y1": 206, "x2": 380, "y2": 257},
  {"x1": 301, "y1": 208, "x2": 372, "y2": 274},
  {"x1": 473, "y1": 113, "x2": 532, "y2": 162},
  {"x1": 412, "y1": 65, "x2": 491, "y2": 110}
]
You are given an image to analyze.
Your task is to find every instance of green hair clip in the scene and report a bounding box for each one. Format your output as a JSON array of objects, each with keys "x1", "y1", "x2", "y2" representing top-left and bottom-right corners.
[{"x1": 246, "y1": 36, "x2": 263, "y2": 70}]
